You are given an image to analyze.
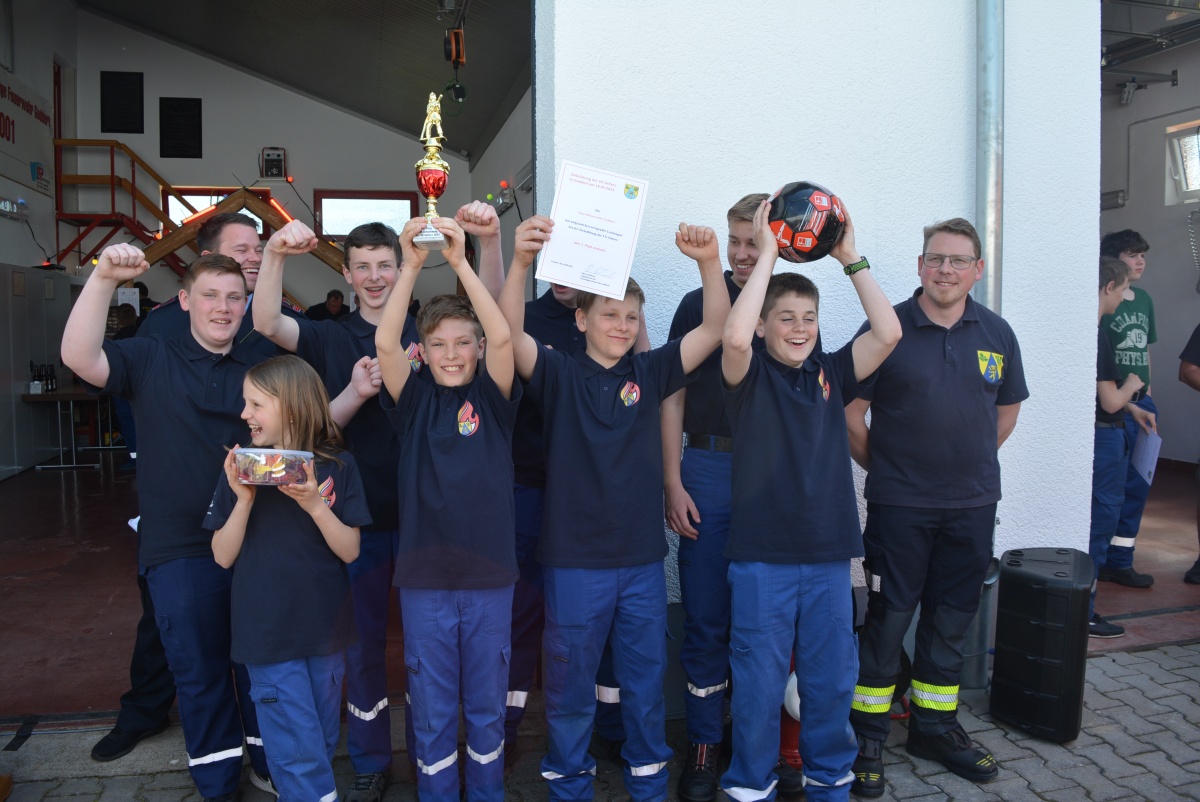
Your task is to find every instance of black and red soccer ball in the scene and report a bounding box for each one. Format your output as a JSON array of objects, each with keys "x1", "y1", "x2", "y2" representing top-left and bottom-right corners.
[{"x1": 767, "y1": 182, "x2": 846, "y2": 263}]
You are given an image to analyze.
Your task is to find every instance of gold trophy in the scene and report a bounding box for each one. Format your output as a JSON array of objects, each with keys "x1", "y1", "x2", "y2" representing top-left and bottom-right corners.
[{"x1": 414, "y1": 92, "x2": 451, "y2": 250}]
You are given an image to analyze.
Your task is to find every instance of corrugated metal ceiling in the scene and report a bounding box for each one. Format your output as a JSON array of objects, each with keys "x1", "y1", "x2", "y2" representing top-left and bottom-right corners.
[{"x1": 77, "y1": 0, "x2": 532, "y2": 167}]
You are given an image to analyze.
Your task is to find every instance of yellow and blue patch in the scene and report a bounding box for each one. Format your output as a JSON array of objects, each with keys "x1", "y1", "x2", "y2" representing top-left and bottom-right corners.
[{"x1": 977, "y1": 351, "x2": 1004, "y2": 384}]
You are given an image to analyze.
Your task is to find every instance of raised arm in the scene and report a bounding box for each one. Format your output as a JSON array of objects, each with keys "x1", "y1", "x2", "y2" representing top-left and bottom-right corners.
[
  {"x1": 676, "y1": 224, "x2": 730, "y2": 374},
  {"x1": 438, "y1": 217, "x2": 514, "y2": 399},
  {"x1": 330, "y1": 356, "x2": 382, "y2": 427},
  {"x1": 500, "y1": 215, "x2": 554, "y2": 381},
  {"x1": 722, "y1": 202, "x2": 777, "y2": 389},
  {"x1": 252, "y1": 220, "x2": 319, "y2": 352},
  {"x1": 456, "y1": 200, "x2": 504, "y2": 299},
  {"x1": 834, "y1": 207, "x2": 901, "y2": 382},
  {"x1": 61, "y1": 243, "x2": 150, "y2": 388},
  {"x1": 376, "y1": 218, "x2": 428, "y2": 403}
]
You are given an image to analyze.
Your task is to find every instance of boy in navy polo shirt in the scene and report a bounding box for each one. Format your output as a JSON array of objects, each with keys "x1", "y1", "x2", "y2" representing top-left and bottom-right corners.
[
  {"x1": 1090, "y1": 256, "x2": 1143, "y2": 639},
  {"x1": 253, "y1": 206, "x2": 504, "y2": 800},
  {"x1": 63, "y1": 245, "x2": 272, "y2": 802},
  {"x1": 661, "y1": 192, "x2": 809, "y2": 802},
  {"x1": 500, "y1": 214, "x2": 730, "y2": 802},
  {"x1": 719, "y1": 201, "x2": 900, "y2": 802},
  {"x1": 376, "y1": 217, "x2": 519, "y2": 802}
]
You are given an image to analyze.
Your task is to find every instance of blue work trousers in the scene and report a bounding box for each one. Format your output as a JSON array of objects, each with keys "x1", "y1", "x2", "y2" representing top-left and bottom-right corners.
[
  {"x1": 722, "y1": 560, "x2": 857, "y2": 802},
  {"x1": 247, "y1": 653, "x2": 344, "y2": 802},
  {"x1": 506, "y1": 484, "x2": 546, "y2": 745},
  {"x1": 144, "y1": 557, "x2": 264, "y2": 798},
  {"x1": 1106, "y1": 395, "x2": 1156, "y2": 569},
  {"x1": 345, "y1": 527, "x2": 413, "y2": 774},
  {"x1": 1090, "y1": 425, "x2": 1129, "y2": 616},
  {"x1": 677, "y1": 446, "x2": 733, "y2": 744},
  {"x1": 114, "y1": 570, "x2": 176, "y2": 733},
  {"x1": 401, "y1": 585, "x2": 514, "y2": 802},
  {"x1": 542, "y1": 563, "x2": 672, "y2": 802}
]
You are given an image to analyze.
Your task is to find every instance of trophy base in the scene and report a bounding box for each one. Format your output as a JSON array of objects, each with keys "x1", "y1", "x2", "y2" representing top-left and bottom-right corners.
[{"x1": 413, "y1": 223, "x2": 447, "y2": 251}]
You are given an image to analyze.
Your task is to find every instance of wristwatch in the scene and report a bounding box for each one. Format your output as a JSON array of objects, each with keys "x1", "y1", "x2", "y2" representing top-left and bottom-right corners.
[{"x1": 843, "y1": 257, "x2": 870, "y2": 276}]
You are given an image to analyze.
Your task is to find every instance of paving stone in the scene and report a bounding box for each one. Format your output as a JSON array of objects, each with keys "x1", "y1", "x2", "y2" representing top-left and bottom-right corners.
[
  {"x1": 1125, "y1": 747, "x2": 1200, "y2": 787},
  {"x1": 1094, "y1": 702, "x2": 1169, "y2": 737},
  {"x1": 1085, "y1": 668, "x2": 1133, "y2": 694},
  {"x1": 137, "y1": 791, "x2": 194, "y2": 802},
  {"x1": 44, "y1": 777, "x2": 101, "y2": 797},
  {"x1": 1143, "y1": 727, "x2": 1200, "y2": 766},
  {"x1": 140, "y1": 774, "x2": 194, "y2": 790},
  {"x1": 993, "y1": 755, "x2": 1079, "y2": 794},
  {"x1": 987, "y1": 731, "x2": 1038, "y2": 762},
  {"x1": 1013, "y1": 736, "x2": 1090, "y2": 771},
  {"x1": 1091, "y1": 721, "x2": 1163, "y2": 757},
  {"x1": 1072, "y1": 742, "x2": 1146, "y2": 780},
  {"x1": 96, "y1": 776, "x2": 147, "y2": 802},
  {"x1": 1139, "y1": 648, "x2": 1194, "y2": 672},
  {"x1": 1106, "y1": 651, "x2": 1151, "y2": 669},
  {"x1": 1052, "y1": 762, "x2": 1146, "y2": 800},
  {"x1": 1111, "y1": 770, "x2": 1196, "y2": 801},
  {"x1": 1166, "y1": 679, "x2": 1200, "y2": 706},
  {"x1": 1175, "y1": 665, "x2": 1200, "y2": 684},
  {"x1": 9, "y1": 782, "x2": 59, "y2": 802},
  {"x1": 1122, "y1": 668, "x2": 1191, "y2": 699},
  {"x1": 1106, "y1": 686, "x2": 1178, "y2": 716}
]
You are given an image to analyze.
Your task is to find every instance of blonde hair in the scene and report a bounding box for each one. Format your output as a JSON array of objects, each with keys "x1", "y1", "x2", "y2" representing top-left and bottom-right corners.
[{"x1": 244, "y1": 356, "x2": 344, "y2": 464}]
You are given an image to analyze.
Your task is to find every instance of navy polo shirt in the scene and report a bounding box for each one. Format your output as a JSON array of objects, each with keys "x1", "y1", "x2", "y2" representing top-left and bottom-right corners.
[
  {"x1": 528, "y1": 338, "x2": 692, "y2": 568},
  {"x1": 513, "y1": 290, "x2": 586, "y2": 486},
  {"x1": 204, "y1": 452, "x2": 371, "y2": 665},
  {"x1": 724, "y1": 344, "x2": 867, "y2": 563},
  {"x1": 139, "y1": 295, "x2": 302, "y2": 359},
  {"x1": 1096, "y1": 329, "x2": 1122, "y2": 425},
  {"x1": 858, "y1": 289, "x2": 1029, "y2": 509},
  {"x1": 1181, "y1": 322, "x2": 1200, "y2": 366},
  {"x1": 91, "y1": 333, "x2": 269, "y2": 567},
  {"x1": 294, "y1": 310, "x2": 420, "y2": 532},
  {"x1": 382, "y1": 369, "x2": 520, "y2": 589},
  {"x1": 668, "y1": 270, "x2": 768, "y2": 438}
]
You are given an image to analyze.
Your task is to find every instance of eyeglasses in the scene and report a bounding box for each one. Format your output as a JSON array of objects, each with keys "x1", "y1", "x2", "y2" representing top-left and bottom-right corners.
[{"x1": 922, "y1": 253, "x2": 978, "y2": 270}]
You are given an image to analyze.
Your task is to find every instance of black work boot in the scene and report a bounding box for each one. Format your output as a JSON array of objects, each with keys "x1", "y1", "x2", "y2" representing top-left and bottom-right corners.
[
  {"x1": 678, "y1": 742, "x2": 719, "y2": 802},
  {"x1": 851, "y1": 734, "x2": 885, "y2": 797},
  {"x1": 906, "y1": 724, "x2": 998, "y2": 783}
]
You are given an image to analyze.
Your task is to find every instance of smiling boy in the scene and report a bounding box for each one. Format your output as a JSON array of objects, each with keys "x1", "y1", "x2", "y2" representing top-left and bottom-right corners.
[{"x1": 719, "y1": 201, "x2": 900, "y2": 802}]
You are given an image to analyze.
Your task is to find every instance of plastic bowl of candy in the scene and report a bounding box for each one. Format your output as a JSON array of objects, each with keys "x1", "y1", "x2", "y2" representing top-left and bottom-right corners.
[{"x1": 234, "y1": 449, "x2": 311, "y2": 485}]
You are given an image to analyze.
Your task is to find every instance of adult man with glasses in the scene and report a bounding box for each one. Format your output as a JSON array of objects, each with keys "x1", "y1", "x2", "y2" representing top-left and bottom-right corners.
[{"x1": 844, "y1": 218, "x2": 1028, "y2": 796}]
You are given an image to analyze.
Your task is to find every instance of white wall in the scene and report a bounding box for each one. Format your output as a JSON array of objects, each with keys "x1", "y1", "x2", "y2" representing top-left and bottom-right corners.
[
  {"x1": 536, "y1": 0, "x2": 1100, "y2": 556},
  {"x1": 71, "y1": 10, "x2": 472, "y2": 307},
  {"x1": 1100, "y1": 42, "x2": 1200, "y2": 464},
  {"x1": 470, "y1": 88, "x2": 532, "y2": 281}
]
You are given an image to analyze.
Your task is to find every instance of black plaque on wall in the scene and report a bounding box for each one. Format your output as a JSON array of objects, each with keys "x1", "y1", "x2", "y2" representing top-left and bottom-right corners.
[
  {"x1": 159, "y1": 97, "x2": 202, "y2": 159},
  {"x1": 100, "y1": 72, "x2": 144, "y2": 134}
]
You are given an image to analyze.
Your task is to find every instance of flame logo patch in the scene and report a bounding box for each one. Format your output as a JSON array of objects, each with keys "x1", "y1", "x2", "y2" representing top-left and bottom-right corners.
[
  {"x1": 406, "y1": 341, "x2": 424, "y2": 372},
  {"x1": 620, "y1": 381, "x2": 640, "y2": 407},
  {"x1": 817, "y1": 368, "x2": 830, "y2": 402},
  {"x1": 318, "y1": 475, "x2": 336, "y2": 508},
  {"x1": 457, "y1": 400, "x2": 480, "y2": 436}
]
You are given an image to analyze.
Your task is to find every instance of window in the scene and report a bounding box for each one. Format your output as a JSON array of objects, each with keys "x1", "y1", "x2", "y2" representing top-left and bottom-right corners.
[
  {"x1": 1167, "y1": 121, "x2": 1200, "y2": 204},
  {"x1": 313, "y1": 189, "x2": 420, "y2": 239},
  {"x1": 161, "y1": 186, "x2": 272, "y2": 234}
]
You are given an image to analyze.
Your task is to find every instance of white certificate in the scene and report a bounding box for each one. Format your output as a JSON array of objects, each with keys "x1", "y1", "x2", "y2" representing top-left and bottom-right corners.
[{"x1": 536, "y1": 161, "x2": 649, "y2": 300}]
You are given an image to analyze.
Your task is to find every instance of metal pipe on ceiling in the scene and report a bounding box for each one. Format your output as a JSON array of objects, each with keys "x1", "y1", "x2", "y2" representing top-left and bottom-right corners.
[{"x1": 975, "y1": 0, "x2": 1003, "y2": 314}]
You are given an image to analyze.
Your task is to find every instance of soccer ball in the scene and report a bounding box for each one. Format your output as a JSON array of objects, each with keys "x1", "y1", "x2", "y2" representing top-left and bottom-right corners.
[{"x1": 767, "y1": 182, "x2": 846, "y2": 263}]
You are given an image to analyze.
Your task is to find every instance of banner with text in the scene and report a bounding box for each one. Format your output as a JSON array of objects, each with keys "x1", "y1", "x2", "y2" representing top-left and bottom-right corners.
[{"x1": 0, "y1": 74, "x2": 54, "y2": 197}]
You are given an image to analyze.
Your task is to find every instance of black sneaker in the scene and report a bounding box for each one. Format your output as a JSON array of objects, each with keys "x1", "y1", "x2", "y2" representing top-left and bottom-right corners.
[
  {"x1": 678, "y1": 742, "x2": 719, "y2": 802},
  {"x1": 851, "y1": 735, "x2": 885, "y2": 797},
  {"x1": 90, "y1": 720, "x2": 169, "y2": 762},
  {"x1": 1185, "y1": 560, "x2": 1200, "y2": 585},
  {"x1": 905, "y1": 725, "x2": 998, "y2": 783},
  {"x1": 1098, "y1": 565, "x2": 1154, "y2": 588},
  {"x1": 775, "y1": 758, "x2": 805, "y2": 798},
  {"x1": 1089, "y1": 613, "x2": 1125, "y2": 638},
  {"x1": 343, "y1": 771, "x2": 389, "y2": 802}
]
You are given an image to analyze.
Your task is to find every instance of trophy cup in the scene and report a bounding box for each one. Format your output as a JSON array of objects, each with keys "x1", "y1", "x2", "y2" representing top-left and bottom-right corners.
[{"x1": 414, "y1": 92, "x2": 451, "y2": 250}]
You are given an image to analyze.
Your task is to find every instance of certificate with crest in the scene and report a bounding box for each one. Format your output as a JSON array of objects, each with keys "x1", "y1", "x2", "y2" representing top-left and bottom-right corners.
[{"x1": 536, "y1": 161, "x2": 649, "y2": 300}]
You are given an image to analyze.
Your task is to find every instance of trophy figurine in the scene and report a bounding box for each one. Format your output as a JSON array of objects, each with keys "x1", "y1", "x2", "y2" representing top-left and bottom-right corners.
[{"x1": 414, "y1": 92, "x2": 451, "y2": 250}]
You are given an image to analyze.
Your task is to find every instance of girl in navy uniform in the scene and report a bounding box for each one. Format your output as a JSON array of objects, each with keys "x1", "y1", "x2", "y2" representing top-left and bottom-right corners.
[{"x1": 206, "y1": 355, "x2": 371, "y2": 802}]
